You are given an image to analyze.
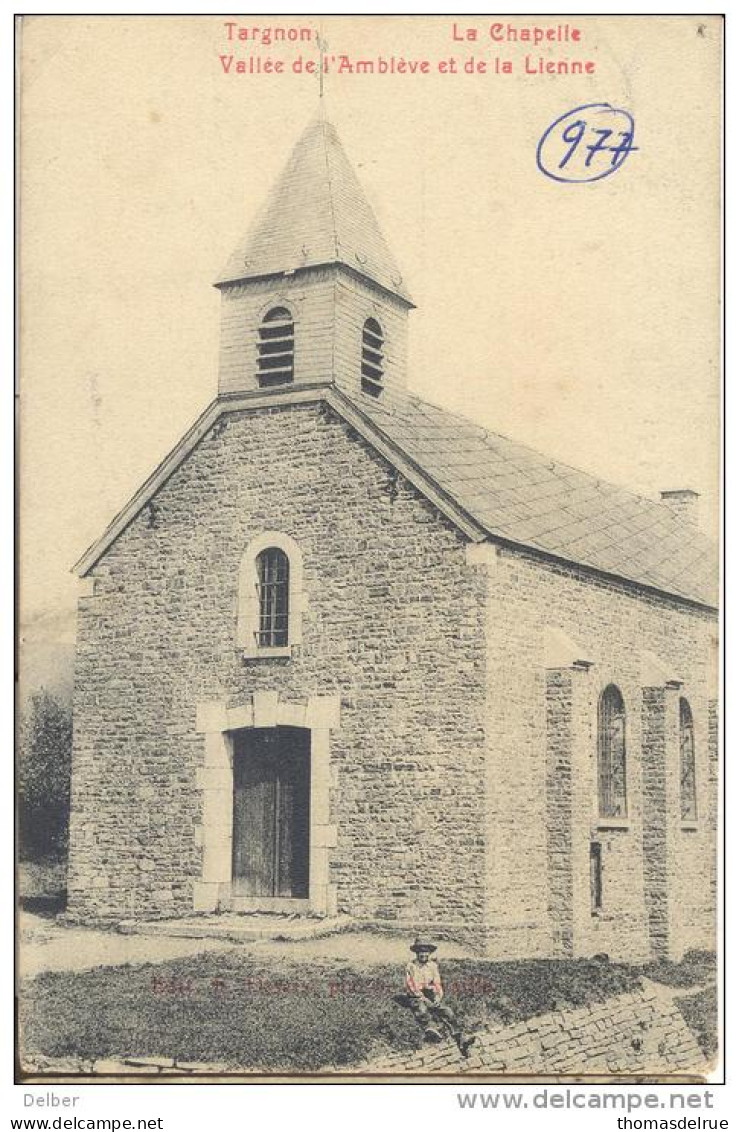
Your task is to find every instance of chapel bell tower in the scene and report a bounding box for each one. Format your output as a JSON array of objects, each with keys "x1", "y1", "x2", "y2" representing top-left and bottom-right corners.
[{"x1": 215, "y1": 115, "x2": 414, "y2": 405}]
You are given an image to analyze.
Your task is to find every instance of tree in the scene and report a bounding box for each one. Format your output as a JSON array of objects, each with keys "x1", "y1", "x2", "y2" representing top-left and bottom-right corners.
[{"x1": 18, "y1": 688, "x2": 72, "y2": 860}]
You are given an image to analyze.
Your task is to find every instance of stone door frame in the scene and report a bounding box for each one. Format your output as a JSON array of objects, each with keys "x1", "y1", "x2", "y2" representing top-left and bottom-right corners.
[{"x1": 194, "y1": 691, "x2": 339, "y2": 916}]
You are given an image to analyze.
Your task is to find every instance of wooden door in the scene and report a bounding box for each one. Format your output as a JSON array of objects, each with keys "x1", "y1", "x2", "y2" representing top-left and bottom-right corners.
[{"x1": 232, "y1": 728, "x2": 310, "y2": 899}]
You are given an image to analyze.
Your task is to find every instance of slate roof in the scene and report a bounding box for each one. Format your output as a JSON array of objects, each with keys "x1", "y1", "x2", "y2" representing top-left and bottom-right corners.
[
  {"x1": 352, "y1": 392, "x2": 718, "y2": 609},
  {"x1": 216, "y1": 115, "x2": 413, "y2": 304},
  {"x1": 73, "y1": 383, "x2": 717, "y2": 609}
]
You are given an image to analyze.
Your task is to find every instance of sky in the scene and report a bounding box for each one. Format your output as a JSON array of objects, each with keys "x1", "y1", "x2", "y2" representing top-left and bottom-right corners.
[{"x1": 19, "y1": 14, "x2": 721, "y2": 623}]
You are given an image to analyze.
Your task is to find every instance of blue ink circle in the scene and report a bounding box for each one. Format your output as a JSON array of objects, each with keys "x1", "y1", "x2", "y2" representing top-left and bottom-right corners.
[{"x1": 536, "y1": 102, "x2": 637, "y2": 184}]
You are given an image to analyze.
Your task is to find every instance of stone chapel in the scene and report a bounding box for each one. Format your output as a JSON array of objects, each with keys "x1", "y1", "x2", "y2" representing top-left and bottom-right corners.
[{"x1": 68, "y1": 115, "x2": 718, "y2": 961}]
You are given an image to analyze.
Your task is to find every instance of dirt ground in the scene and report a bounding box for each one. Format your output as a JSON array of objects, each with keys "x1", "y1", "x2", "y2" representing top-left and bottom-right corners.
[{"x1": 19, "y1": 910, "x2": 477, "y2": 979}]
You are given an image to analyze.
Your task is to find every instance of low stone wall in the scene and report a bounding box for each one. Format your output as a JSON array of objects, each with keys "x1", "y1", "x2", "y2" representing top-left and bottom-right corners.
[{"x1": 367, "y1": 983, "x2": 706, "y2": 1077}]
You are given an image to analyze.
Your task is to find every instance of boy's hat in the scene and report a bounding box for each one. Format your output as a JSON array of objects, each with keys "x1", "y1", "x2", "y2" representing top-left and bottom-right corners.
[{"x1": 410, "y1": 937, "x2": 437, "y2": 954}]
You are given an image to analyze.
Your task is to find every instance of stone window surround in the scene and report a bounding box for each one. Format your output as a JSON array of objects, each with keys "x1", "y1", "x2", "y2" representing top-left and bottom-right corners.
[
  {"x1": 596, "y1": 682, "x2": 629, "y2": 826},
  {"x1": 537, "y1": 623, "x2": 632, "y2": 836},
  {"x1": 237, "y1": 531, "x2": 308, "y2": 659},
  {"x1": 595, "y1": 679, "x2": 705, "y2": 835},
  {"x1": 193, "y1": 690, "x2": 340, "y2": 916},
  {"x1": 542, "y1": 657, "x2": 703, "y2": 951},
  {"x1": 541, "y1": 642, "x2": 693, "y2": 835},
  {"x1": 484, "y1": 590, "x2": 707, "y2": 841},
  {"x1": 591, "y1": 676, "x2": 682, "y2": 835}
]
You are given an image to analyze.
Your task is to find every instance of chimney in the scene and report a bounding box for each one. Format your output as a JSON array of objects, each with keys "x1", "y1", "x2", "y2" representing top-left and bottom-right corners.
[{"x1": 660, "y1": 488, "x2": 700, "y2": 525}]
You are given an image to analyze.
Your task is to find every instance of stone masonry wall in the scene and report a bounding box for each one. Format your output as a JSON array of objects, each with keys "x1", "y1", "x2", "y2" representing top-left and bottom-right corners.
[
  {"x1": 67, "y1": 402, "x2": 488, "y2": 926},
  {"x1": 545, "y1": 670, "x2": 575, "y2": 957},
  {"x1": 368, "y1": 983, "x2": 706, "y2": 1077},
  {"x1": 481, "y1": 548, "x2": 716, "y2": 961},
  {"x1": 641, "y1": 687, "x2": 669, "y2": 956},
  {"x1": 707, "y1": 699, "x2": 719, "y2": 918}
]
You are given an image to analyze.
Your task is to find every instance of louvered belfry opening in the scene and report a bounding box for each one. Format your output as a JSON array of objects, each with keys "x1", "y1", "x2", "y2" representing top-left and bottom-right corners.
[
  {"x1": 257, "y1": 307, "x2": 295, "y2": 387},
  {"x1": 361, "y1": 317, "x2": 384, "y2": 397},
  {"x1": 256, "y1": 547, "x2": 290, "y2": 647}
]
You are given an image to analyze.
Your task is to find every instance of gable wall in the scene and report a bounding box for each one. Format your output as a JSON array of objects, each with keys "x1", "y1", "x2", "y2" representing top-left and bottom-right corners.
[{"x1": 67, "y1": 402, "x2": 488, "y2": 930}]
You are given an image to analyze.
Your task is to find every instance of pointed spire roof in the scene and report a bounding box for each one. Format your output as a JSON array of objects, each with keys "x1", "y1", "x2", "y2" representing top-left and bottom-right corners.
[{"x1": 216, "y1": 115, "x2": 413, "y2": 304}]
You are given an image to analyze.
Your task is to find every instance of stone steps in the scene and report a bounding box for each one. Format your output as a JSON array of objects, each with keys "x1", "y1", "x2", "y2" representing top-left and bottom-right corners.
[{"x1": 115, "y1": 912, "x2": 353, "y2": 943}]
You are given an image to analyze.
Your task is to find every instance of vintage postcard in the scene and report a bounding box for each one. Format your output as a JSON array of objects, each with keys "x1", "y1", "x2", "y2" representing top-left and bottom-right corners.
[{"x1": 17, "y1": 14, "x2": 722, "y2": 1084}]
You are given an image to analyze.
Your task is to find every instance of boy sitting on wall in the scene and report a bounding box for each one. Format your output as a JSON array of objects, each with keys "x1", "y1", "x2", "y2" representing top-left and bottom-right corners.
[{"x1": 404, "y1": 937, "x2": 476, "y2": 1058}]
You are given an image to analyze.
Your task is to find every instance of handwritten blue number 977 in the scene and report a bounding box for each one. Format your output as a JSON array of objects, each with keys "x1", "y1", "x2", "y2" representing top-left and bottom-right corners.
[
  {"x1": 560, "y1": 120, "x2": 637, "y2": 170},
  {"x1": 537, "y1": 104, "x2": 638, "y2": 184}
]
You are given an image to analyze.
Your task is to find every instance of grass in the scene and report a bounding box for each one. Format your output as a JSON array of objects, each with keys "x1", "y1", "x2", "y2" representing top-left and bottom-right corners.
[
  {"x1": 676, "y1": 986, "x2": 718, "y2": 1060},
  {"x1": 20, "y1": 952, "x2": 642, "y2": 1071},
  {"x1": 634, "y1": 950, "x2": 718, "y2": 1064},
  {"x1": 637, "y1": 949, "x2": 717, "y2": 990}
]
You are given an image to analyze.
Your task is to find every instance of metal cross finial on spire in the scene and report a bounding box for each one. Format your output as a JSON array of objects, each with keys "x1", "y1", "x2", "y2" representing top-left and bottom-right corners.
[{"x1": 316, "y1": 33, "x2": 328, "y2": 100}]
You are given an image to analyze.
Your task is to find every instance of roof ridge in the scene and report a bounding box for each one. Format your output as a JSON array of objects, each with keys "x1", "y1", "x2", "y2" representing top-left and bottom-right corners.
[{"x1": 319, "y1": 116, "x2": 340, "y2": 262}]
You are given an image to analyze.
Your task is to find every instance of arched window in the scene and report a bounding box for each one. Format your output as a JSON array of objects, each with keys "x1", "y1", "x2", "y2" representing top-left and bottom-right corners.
[
  {"x1": 256, "y1": 547, "x2": 290, "y2": 647},
  {"x1": 361, "y1": 318, "x2": 384, "y2": 397},
  {"x1": 680, "y1": 698, "x2": 698, "y2": 822},
  {"x1": 257, "y1": 307, "x2": 294, "y2": 387},
  {"x1": 237, "y1": 533, "x2": 305, "y2": 658},
  {"x1": 597, "y1": 685, "x2": 627, "y2": 819}
]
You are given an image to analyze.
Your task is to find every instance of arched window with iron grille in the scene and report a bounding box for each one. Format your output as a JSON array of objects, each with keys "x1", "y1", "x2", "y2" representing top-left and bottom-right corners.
[
  {"x1": 597, "y1": 684, "x2": 627, "y2": 818},
  {"x1": 257, "y1": 307, "x2": 294, "y2": 387},
  {"x1": 361, "y1": 317, "x2": 384, "y2": 397},
  {"x1": 256, "y1": 547, "x2": 290, "y2": 647},
  {"x1": 680, "y1": 697, "x2": 698, "y2": 822}
]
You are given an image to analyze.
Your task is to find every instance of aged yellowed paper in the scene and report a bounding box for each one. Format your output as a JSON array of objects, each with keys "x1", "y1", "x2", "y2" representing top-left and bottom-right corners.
[{"x1": 18, "y1": 15, "x2": 721, "y2": 1083}]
